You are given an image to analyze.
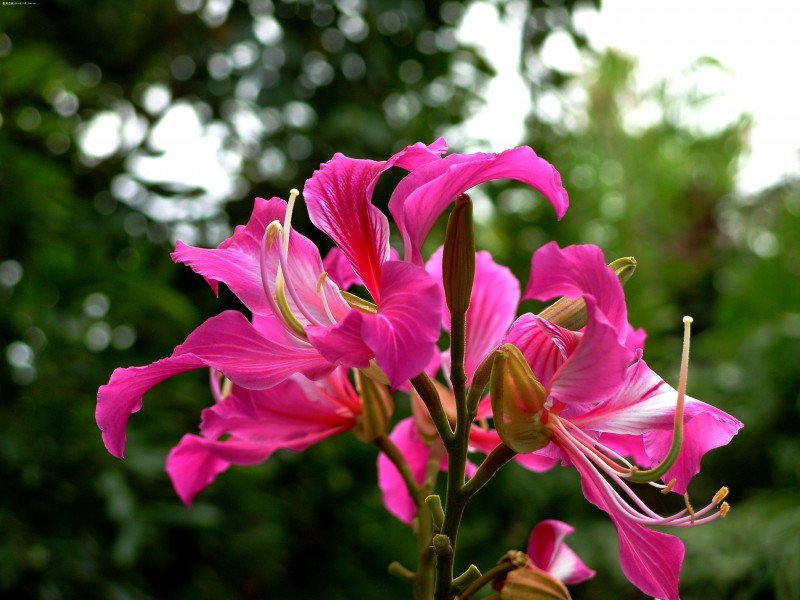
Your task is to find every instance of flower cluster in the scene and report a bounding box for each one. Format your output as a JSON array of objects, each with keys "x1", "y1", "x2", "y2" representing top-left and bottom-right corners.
[{"x1": 97, "y1": 139, "x2": 742, "y2": 599}]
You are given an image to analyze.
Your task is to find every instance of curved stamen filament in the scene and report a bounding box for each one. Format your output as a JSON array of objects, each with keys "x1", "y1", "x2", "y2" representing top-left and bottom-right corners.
[
  {"x1": 317, "y1": 272, "x2": 337, "y2": 324},
  {"x1": 261, "y1": 223, "x2": 306, "y2": 338},
  {"x1": 560, "y1": 418, "x2": 635, "y2": 473},
  {"x1": 625, "y1": 316, "x2": 693, "y2": 484},
  {"x1": 554, "y1": 425, "x2": 726, "y2": 527}
]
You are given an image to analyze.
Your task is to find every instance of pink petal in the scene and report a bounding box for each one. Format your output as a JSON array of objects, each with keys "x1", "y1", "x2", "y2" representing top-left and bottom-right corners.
[
  {"x1": 523, "y1": 242, "x2": 628, "y2": 335},
  {"x1": 527, "y1": 520, "x2": 595, "y2": 584},
  {"x1": 166, "y1": 434, "x2": 272, "y2": 506},
  {"x1": 168, "y1": 370, "x2": 360, "y2": 506},
  {"x1": 571, "y1": 445, "x2": 684, "y2": 600},
  {"x1": 303, "y1": 141, "x2": 445, "y2": 301},
  {"x1": 171, "y1": 197, "x2": 286, "y2": 315},
  {"x1": 97, "y1": 311, "x2": 336, "y2": 459},
  {"x1": 377, "y1": 418, "x2": 430, "y2": 523},
  {"x1": 389, "y1": 147, "x2": 569, "y2": 264},
  {"x1": 322, "y1": 246, "x2": 360, "y2": 290},
  {"x1": 97, "y1": 354, "x2": 209, "y2": 459},
  {"x1": 426, "y1": 247, "x2": 520, "y2": 384},
  {"x1": 173, "y1": 310, "x2": 336, "y2": 388},
  {"x1": 306, "y1": 310, "x2": 374, "y2": 370},
  {"x1": 360, "y1": 260, "x2": 442, "y2": 388},
  {"x1": 569, "y1": 359, "x2": 743, "y2": 492},
  {"x1": 467, "y1": 426, "x2": 558, "y2": 473},
  {"x1": 256, "y1": 214, "x2": 351, "y2": 328},
  {"x1": 644, "y1": 404, "x2": 743, "y2": 494}
]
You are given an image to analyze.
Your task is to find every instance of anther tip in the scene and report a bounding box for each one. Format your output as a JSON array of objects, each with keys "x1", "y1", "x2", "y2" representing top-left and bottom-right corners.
[{"x1": 720, "y1": 502, "x2": 730, "y2": 518}]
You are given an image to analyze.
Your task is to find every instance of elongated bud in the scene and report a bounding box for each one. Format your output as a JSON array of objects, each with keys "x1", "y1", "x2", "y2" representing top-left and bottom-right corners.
[
  {"x1": 353, "y1": 370, "x2": 394, "y2": 442},
  {"x1": 490, "y1": 344, "x2": 552, "y2": 453},
  {"x1": 442, "y1": 193, "x2": 475, "y2": 314},
  {"x1": 538, "y1": 256, "x2": 637, "y2": 330},
  {"x1": 499, "y1": 567, "x2": 572, "y2": 600}
]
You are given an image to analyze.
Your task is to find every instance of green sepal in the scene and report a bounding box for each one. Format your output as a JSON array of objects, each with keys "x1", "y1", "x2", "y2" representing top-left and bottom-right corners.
[
  {"x1": 352, "y1": 370, "x2": 394, "y2": 443},
  {"x1": 442, "y1": 193, "x2": 475, "y2": 315},
  {"x1": 490, "y1": 344, "x2": 552, "y2": 454}
]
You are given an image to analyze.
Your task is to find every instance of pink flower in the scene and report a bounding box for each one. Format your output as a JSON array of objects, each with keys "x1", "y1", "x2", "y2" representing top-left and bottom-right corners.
[
  {"x1": 166, "y1": 368, "x2": 361, "y2": 506},
  {"x1": 493, "y1": 241, "x2": 743, "y2": 600},
  {"x1": 98, "y1": 140, "x2": 569, "y2": 460},
  {"x1": 526, "y1": 520, "x2": 595, "y2": 585}
]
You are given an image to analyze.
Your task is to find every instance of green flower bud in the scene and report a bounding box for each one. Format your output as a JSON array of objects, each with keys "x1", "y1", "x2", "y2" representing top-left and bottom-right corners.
[
  {"x1": 500, "y1": 567, "x2": 572, "y2": 600},
  {"x1": 490, "y1": 344, "x2": 552, "y2": 454},
  {"x1": 353, "y1": 370, "x2": 394, "y2": 443},
  {"x1": 442, "y1": 194, "x2": 475, "y2": 315}
]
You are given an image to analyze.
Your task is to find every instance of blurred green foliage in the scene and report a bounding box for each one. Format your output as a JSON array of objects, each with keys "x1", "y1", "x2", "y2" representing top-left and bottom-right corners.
[{"x1": 1, "y1": 1, "x2": 798, "y2": 599}]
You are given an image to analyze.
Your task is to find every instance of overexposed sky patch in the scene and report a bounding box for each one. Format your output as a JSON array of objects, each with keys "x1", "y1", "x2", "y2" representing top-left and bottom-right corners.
[{"x1": 458, "y1": 0, "x2": 800, "y2": 194}]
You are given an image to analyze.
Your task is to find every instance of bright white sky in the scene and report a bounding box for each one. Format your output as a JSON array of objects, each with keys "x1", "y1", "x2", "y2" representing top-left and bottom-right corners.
[{"x1": 458, "y1": 0, "x2": 800, "y2": 194}]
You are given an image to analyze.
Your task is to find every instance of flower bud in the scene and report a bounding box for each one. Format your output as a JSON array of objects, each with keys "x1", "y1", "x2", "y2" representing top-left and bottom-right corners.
[
  {"x1": 353, "y1": 370, "x2": 394, "y2": 443},
  {"x1": 442, "y1": 193, "x2": 475, "y2": 314},
  {"x1": 537, "y1": 256, "x2": 636, "y2": 330},
  {"x1": 499, "y1": 567, "x2": 572, "y2": 600},
  {"x1": 411, "y1": 379, "x2": 456, "y2": 444},
  {"x1": 490, "y1": 344, "x2": 551, "y2": 454}
]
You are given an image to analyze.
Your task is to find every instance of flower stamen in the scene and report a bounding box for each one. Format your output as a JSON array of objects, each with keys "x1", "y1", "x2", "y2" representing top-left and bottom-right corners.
[{"x1": 625, "y1": 316, "x2": 693, "y2": 484}]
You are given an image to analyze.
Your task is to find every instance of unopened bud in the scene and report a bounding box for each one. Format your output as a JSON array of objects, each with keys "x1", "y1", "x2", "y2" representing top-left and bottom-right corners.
[
  {"x1": 442, "y1": 194, "x2": 475, "y2": 314},
  {"x1": 537, "y1": 256, "x2": 637, "y2": 330},
  {"x1": 499, "y1": 567, "x2": 572, "y2": 600},
  {"x1": 353, "y1": 370, "x2": 394, "y2": 442},
  {"x1": 490, "y1": 344, "x2": 552, "y2": 454}
]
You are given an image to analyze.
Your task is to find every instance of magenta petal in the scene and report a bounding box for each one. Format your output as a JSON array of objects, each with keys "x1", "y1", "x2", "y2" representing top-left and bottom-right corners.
[
  {"x1": 304, "y1": 141, "x2": 445, "y2": 301},
  {"x1": 97, "y1": 354, "x2": 209, "y2": 458},
  {"x1": 527, "y1": 520, "x2": 595, "y2": 584},
  {"x1": 171, "y1": 197, "x2": 286, "y2": 315},
  {"x1": 572, "y1": 449, "x2": 684, "y2": 600},
  {"x1": 166, "y1": 434, "x2": 273, "y2": 506},
  {"x1": 322, "y1": 246, "x2": 360, "y2": 290},
  {"x1": 306, "y1": 311, "x2": 374, "y2": 370},
  {"x1": 360, "y1": 260, "x2": 442, "y2": 388},
  {"x1": 523, "y1": 242, "x2": 628, "y2": 334},
  {"x1": 174, "y1": 310, "x2": 335, "y2": 388},
  {"x1": 644, "y1": 405, "x2": 743, "y2": 494},
  {"x1": 377, "y1": 418, "x2": 430, "y2": 523},
  {"x1": 390, "y1": 147, "x2": 569, "y2": 264},
  {"x1": 427, "y1": 247, "x2": 520, "y2": 384}
]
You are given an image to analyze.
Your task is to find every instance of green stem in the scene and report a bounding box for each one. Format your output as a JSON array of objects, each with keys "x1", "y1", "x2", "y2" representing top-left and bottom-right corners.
[
  {"x1": 462, "y1": 443, "x2": 517, "y2": 500},
  {"x1": 459, "y1": 560, "x2": 520, "y2": 600},
  {"x1": 412, "y1": 373, "x2": 455, "y2": 446},
  {"x1": 435, "y1": 311, "x2": 469, "y2": 600},
  {"x1": 415, "y1": 440, "x2": 445, "y2": 599},
  {"x1": 375, "y1": 434, "x2": 420, "y2": 499}
]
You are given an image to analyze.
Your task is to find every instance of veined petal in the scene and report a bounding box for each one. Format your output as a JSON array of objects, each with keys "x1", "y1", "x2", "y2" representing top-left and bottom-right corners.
[
  {"x1": 377, "y1": 418, "x2": 429, "y2": 523},
  {"x1": 527, "y1": 520, "x2": 595, "y2": 584},
  {"x1": 97, "y1": 354, "x2": 210, "y2": 459},
  {"x1": 304, "y1": 141, "x2": 445, "y2": 301},
  {"x1": 171, "y1": 197, "x2": 286, "y2": 315},
  {"x1": 173, "y1": 310, "x2": 336, "y2": 388},
  {"x1": 569, "y1": 359, "x2": 743, "y2": 492},
  {"x1": 427, "y1": 247, "x2": 520, "y2": 384},
  {"x1": 545, "y1": 297, "x2": 631, "y2": 405},
  {"x1": 97, "y1": 311, "x2": 336, "y2": 459},
  {"x1": 389, "y1": 147, "x2": 569, "y2": 265},
  {"x1": 643, "y1": 405, "x2": 743, "y2": 495},
  {"x1": 523, "y1": 242, "x2": 628, "y2": 334},
  {"x1": 360, "y1": 260, "x2": 442, "y2": 389},
  {"x1": 260, "y1": 223, "x2": 351, "y2": 325},
  {"x1": 322, "y1": 246, "x2": 360, "y2": 290},
  {"x1": 306, "y1": 310, "x2": 374, "y2": 370},
  {"x1": 169, "y1": 371, "x2": 359, "y2": 506},
  {"x1": 571, "y1": 446, "x2": 684, "y2": 600},
  {"x1": 166, "y1": 435, "x2": 273, "y2": 506}
]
